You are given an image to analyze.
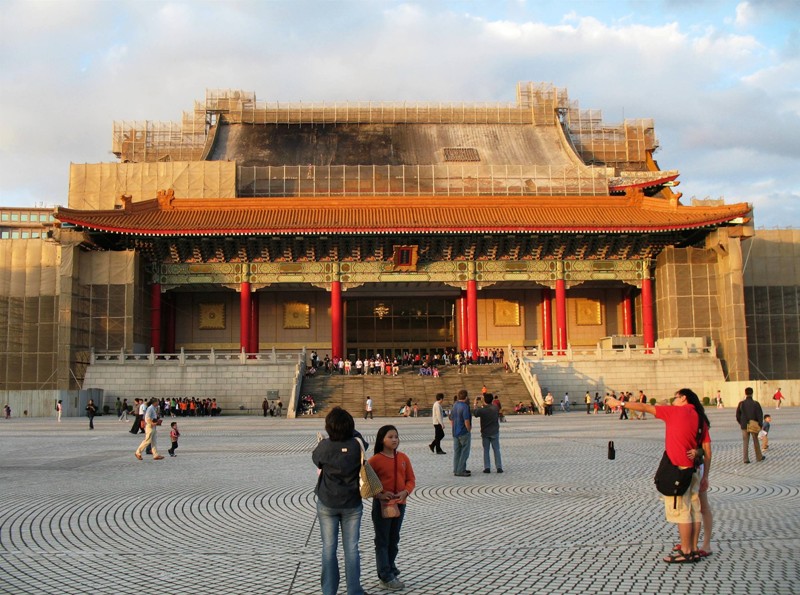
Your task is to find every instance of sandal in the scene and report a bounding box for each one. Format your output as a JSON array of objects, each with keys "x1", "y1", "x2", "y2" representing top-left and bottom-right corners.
[
  {"x1": 696, "y1": 549, "x2": 712, "y2": 558},
  {"x1": 663, "y1": 549, "x2": 696, "y2": 564}
]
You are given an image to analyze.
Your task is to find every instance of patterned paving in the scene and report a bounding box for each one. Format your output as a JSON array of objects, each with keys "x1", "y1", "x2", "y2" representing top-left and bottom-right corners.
[{"x1": 1, "y1": 406, "x2": 798, "y2": 594}]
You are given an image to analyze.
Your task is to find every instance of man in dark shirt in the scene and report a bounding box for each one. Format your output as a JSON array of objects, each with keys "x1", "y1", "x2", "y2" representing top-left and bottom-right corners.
[
  {"x1": 736, "y1": 387, "x2": 764, "y2": 464},
  {"x1": 473, "y1": 393, "x2": 503, "y2": 474},
  {"x1": 449, "y1": 389, "x2": 472, "y2": 476}
]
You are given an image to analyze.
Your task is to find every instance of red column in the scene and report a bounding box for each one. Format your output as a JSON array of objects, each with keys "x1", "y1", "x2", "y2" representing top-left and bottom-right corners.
[
  {"x1": 240, "y1": 282, "x2": 251, "y2": 353},
  {"x1": 555, "y1": 279, "x2": 567, "y2": 354},
  {"x1": 458, "y1": 293, "x2": 468, "y2": 352},
  {"x1": 622, "y1": 290, "x2": 634, "y2": 336},
  {"x1": 150, "y1": 283, "x2": 162, "y2": 352},
  {"x1": 249, "y1": 293, "x2": 259, "y2": 354},
  {"x1": 165, "y1": 293, "x2": 176, "y2": 353},
  {"x1": 541, "y1": 287, "x2": 553, "y2": 354},
  {"x1": 642, "y1": 278, "x2": 655, "y2": 351},
  {"x1": 467, "y1": 280, "x2": 478, "y2": 359},
  {"x1": 331, "y1": 280, "x2": 343, "y2": 360}
]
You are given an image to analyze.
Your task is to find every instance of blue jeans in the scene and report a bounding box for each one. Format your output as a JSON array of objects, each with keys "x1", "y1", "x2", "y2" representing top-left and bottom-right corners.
[
  {"x1": 317, "y1": 499, "x2": 366, "y2": 595},
  {"x1": 371, "y1": 499, "x2": 406, "y2": 582},
  {"x1": 453, "y1": 432, "x2": 471, "y2": 474},
  {"x1": 482, "y1": 433, "x2": 503, "y2": 471}
]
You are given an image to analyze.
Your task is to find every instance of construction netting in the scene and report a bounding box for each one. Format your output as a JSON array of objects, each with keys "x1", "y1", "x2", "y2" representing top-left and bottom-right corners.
[
  {"x1": 0, "y1": 241, "x2": 141, "y2": 390},
  {"x1": 68, "y1": 162, "x2": 237, "y2": 210},
  {"x1": 0, "y1": 240, "x2": 60, "y2": 390}
]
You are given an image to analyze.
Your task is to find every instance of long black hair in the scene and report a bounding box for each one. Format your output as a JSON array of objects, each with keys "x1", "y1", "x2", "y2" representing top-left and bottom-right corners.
[
  {"x1": 374, "y1": 424, "x2": 398, "y2": 455},
  {"x1": 677, "y1": 388, "x2": 710, "y2": 429}
]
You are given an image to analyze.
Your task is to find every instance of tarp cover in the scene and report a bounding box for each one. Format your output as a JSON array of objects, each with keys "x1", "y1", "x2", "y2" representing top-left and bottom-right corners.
[{"x1": 68, "y1": 161, "x2": 237, "y2": 210}]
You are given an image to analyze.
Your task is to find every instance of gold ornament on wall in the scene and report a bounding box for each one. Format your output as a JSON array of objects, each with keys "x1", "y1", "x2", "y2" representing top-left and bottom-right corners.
[
  {"x1": 575, "y1": 298, "x2": 602, "y2": 326},
  {"x1": 493, "y1": 300, "x2": 520, "y2": 327},
  {"x1": 198, "y1": 303, "x2": 226, "y2": 330},
  {"x1": 284, "y1": 302, "x2": 310, "y2": 329}
]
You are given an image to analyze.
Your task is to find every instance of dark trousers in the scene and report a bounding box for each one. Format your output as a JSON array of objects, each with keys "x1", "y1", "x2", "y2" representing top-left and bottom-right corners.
[
  {"x1": 130, "y1": 415, "x2": 143, "y2": 434},
  {"x1": 619, "y1": 407, "x2": 628, "y2": 420},
  {"x1": 169, "y1": 440, "x2": 179, "y2": 455},
  {"x1": 88, "y1": 415, "x2": 94, "y2": 429},
  {"x1": 430, "y1": 424, "x2": 445, "y2": 452},
  {"x1": 371, "y1": 500, "x2": 405, "y2": 582}
]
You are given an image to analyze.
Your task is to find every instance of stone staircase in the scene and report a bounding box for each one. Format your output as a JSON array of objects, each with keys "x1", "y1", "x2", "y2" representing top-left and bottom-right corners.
[{"x1": 300, "y1": 365, "x2": 533, "y2": 417}]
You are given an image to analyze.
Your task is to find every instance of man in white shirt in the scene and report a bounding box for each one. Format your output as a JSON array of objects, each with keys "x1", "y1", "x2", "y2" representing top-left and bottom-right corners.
[
  {"x1": 364, "y1": 396, "x2": 373, "y2": 420},
  {"x1": 429, "y1": 393, "x2": 446, "y2": 454},
  {"x1": 135, "y1": 398, "x2": 165, "y2": 461}
]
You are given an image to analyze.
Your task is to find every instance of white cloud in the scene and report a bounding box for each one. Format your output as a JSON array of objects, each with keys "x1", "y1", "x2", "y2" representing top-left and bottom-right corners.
[
  {"x1": 0, "y1": 0, "x2": 796, "y2": 228},
  {"x1": 734, "y1": 2, "x2": 755, "y2": 27}
]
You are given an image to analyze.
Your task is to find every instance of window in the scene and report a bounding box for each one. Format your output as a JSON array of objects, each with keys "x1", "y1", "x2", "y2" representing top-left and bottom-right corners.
[
  {"x1": 21, "y1": 214, "x2": 28, "y2": 222},
  {"x1": 10, "y1": 214, "x2": 18, "y2": 221},
  {"x1": 1, "y1": 213, "x2": 8, "y2": 221},
  {"x1": 398, "y1": 247, "x2": 412, "y2": 266},
  {"x1": 21, "y1": 232, "x2": 30, "y2": 239}
]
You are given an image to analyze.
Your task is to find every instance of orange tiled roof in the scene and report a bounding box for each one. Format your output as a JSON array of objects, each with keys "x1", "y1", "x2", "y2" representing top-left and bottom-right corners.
[{"x1": 55, "y1": 195, "x2": 751, "y2": 236}]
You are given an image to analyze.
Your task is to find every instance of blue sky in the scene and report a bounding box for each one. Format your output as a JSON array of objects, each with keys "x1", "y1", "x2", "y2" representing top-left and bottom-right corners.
[{"x1": 0, "y1": 0, "x2": 798, "y2": 227}]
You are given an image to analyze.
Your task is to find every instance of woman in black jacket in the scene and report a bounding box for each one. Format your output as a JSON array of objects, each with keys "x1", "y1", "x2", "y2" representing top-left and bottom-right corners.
[{"x1": 312, "y1": 407, "x2": 370, "y2": 595}]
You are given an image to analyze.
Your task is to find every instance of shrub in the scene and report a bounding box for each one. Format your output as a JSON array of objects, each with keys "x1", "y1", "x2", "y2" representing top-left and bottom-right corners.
[
  {"x1": 702, "y1": 397, "x2": 710, "y2": 406},
  {"x1": 649, "y1": 398, "x2": 657, "y2": 406}
]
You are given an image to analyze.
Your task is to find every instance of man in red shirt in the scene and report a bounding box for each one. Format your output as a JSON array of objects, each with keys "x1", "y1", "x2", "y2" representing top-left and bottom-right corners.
[{"x1": 606, "y1": 388, "x2": 708, "y2": 563}]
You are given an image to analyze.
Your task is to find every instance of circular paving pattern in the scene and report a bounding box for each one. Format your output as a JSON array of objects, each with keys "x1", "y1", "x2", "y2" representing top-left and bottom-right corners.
[{"x1": 1, "y1": 411, "x2": 799, "y2": 594}]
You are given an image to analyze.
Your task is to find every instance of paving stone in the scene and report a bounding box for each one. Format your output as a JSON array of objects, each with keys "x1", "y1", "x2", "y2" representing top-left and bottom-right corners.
[{"x1": 0, "y1": 408, "x2": 798, "y2": 594}]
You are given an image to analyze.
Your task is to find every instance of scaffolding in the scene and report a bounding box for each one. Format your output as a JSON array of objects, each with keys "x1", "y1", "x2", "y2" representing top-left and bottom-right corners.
[
  {"x1": 566, "y1": 106, "x2": 658, "y2": 166},
  {"x1": 111, "y1": 83, "x2": 659, "y2": 171},
  {"x1": 237, "y1": 163, "x2": 609, "y2": 198}
]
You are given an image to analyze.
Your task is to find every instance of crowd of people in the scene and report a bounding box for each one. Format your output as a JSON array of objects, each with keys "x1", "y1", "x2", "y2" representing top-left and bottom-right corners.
[
  {"x1": 116, "y1": 396, "x2": 220, "y2": 419},
  {"x1": 308, "y1": 347, "x2": 507, "y2": 377}
]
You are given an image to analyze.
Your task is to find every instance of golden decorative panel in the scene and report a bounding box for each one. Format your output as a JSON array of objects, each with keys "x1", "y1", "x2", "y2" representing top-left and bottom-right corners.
[
  {"x1": 493, "y1": 300, "x2": 520, "y2": 327},
  {"x1": 198, "y1": 303, "x2": 226, "y2": 330},
  {"x1": 284, "y1": 302, "x2": 310, "y2": 329},
  {"x1": 575, "y1": 298, "x2": 602, "y2": 326}
]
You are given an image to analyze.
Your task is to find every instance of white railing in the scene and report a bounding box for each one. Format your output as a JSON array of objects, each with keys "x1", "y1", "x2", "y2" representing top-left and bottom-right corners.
[
  {"x1": 521, "y1": 340, "x2": 717, "y2": 362},
  {"x1": 90, "y1": 347, "x2": 305, "y2": 366}
]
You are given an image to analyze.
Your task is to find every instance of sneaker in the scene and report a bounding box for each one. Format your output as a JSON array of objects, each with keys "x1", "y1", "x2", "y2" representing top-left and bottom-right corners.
[
  {"x1": 497, "y1": 469, "x2": 504, "y2": 473},
  {"x1": 380, "y1": 577, "x2": 405, "y2": 590},
  {"x1": 483, "y1": 469, "x2": 491, "y2": 473}
]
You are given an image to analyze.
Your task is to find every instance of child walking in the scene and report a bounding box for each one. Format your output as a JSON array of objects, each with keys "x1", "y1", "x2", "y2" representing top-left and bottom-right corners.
[
  {"x1": 168, "y1": 421, "x2": 181, "y2": 457},
  {"x1": 759, "y1": 415, "x2": 771, "y2": 451},
  {"x1": 368, "y1": 425, "x2": 416, "y2": 591}
]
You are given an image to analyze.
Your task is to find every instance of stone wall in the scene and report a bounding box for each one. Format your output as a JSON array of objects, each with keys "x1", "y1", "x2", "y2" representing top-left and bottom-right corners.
[
  {"x1": 82, "y1": 362, "x2": 300, "y2": 415},
  {"x1": 529, "y1": 356, "x2": 724, "y2": 404}
]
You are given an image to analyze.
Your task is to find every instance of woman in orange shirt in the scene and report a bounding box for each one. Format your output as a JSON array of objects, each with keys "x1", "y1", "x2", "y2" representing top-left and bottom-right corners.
[{"x1": 368, "y1": 425, "x2": 416, "y2": 591}]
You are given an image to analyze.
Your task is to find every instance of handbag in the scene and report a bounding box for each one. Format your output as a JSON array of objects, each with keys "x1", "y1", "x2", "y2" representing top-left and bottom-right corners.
[
  {"x1": 357, "y1": 439, "x2": 383, "y2": 499},
  {"x1": 654, "y1": 451, "x2": 695, "y2": 506},
  {"x1": 607, "y1": 441, "x2": 615, "y2": 460},
  {"x1": 381, "y1": 499, "x2": 401, "y2": 518},
  {"x1": 747, "y1": 420, "x2": 761, "y2": 434}
]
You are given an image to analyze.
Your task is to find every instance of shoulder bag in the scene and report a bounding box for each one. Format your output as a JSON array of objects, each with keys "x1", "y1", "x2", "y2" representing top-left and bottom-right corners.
[
  {"x1": 746, "y1": 419, "x2": 761, "y2": 434},
  {"x1": 357, "y1": 439, "x2": 383, "y2": 499},
  {"x1": 654, "y1": 414, "x2": 703, "y2": 508}
]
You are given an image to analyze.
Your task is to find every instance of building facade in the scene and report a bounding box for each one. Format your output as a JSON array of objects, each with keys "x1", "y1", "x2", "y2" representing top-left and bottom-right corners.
[{"x1": 5, "y1": 82, "x2": 785, "y2": 399}]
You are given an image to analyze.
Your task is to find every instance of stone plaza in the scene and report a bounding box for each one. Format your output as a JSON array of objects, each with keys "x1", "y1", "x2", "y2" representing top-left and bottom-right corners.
[{"x1": 0, "y1": 405, "x2": 797, "y2": 595}]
